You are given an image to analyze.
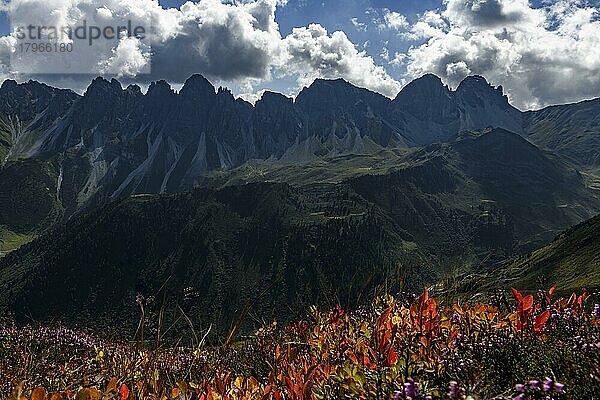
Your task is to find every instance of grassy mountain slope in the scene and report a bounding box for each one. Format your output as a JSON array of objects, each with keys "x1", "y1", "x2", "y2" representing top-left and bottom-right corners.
[
  {"x1": 218, "y1": 129, "x2": 599, "y2": 255},
  {"x1": 0, "y1": 183, "x2": 434, "y2": 336},
  {"x1": 0, "y1": 157, "x2": 64, "y2": 257},
  {"x1": 497, "y1": 214, "x2": 600, "y2": 292},
  {"x1": 526, "y1": 98, "x2": 600, "y2": 168},
  {"x1": 525, "y1": 98, "x2": 600, "y2": 189}
]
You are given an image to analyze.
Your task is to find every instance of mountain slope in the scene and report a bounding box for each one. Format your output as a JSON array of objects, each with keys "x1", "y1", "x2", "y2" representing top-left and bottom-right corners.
[
  {"x1": 218, "y1": 128, "x2": 599, "y2": 255},
  {"x1": 1, "y1": 128, "x2": 597, "y2": 335},
  {"x1": 525, "y1": 98, "x2": 600, "y2": 168},
  {"x1": 496, "y1": 214, "x2": 600, "y2": 292},
  {"x1": 0, "y1": 182, "x2": 433, "y2": 336},
  {"x1": 525, "y1": 98, "x2": 600, "y2": 190}
]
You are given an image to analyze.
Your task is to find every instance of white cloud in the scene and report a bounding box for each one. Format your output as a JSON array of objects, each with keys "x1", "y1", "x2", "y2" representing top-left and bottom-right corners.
[
  {"x1": 350, "y1": 17, "x2": 367, "y2": 32},
  {"x1": 238, "y1": 88, "x2": 267, "y2": 104},
  {"x1": 380, "y1": 47, "x2": 390, "y2": 61},
  {"x1": 405, "y1": 0, "x2": 600, "y2": 109},
  {"x1": 403, "y1": 10, "x2": 448, "y2": 40},
  {"x1": 389, "y1": 52, "x2": 407, "y2": 68},
  {"x1": 279, "y1": 24, "x2": 402, "y2": 97},
  {"x1": 380, "y1": 9, "x2": 409, "y2": 31},
  {"x1": 98, "y1": 36, "x2": 151, "y2": 77}
]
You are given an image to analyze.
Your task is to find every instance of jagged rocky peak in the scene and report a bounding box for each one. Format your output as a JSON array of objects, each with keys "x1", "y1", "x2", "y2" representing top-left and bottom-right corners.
[
  {"x1": 394, "y1": 73, "x2": 456, "y2": 121},
  {"x1": 216, "y1": 86, "x2": 235, "y2": 100},
  {"x1": 0, "y1": 79, "x2": 62, "y2": 98},
  {"x1": 295, "y1": 77, "x2": 388, "y2": 115},
  {"x1": 146, "y1": 80, "x2": 175, "y2": 98},
  {"x1": 179, "y1": 74, "x2": 216, "y2": 100},
  {"x1": 0, "y1": 79, "x2": 77, "y2": 117},
  {"x1": 84, "y1": 77, "x2": 125, "y2": 98},
  {"x1": 297, "y1": 78, "x2": 363, "y2": 101},
  {"x1": 126, "y1": 84, "x2": 142, "y2": 96},
  {"x1": 395, "y1": 74, "x2": 448, "y2": 98},
  {"x1": 0, "y1": 79, "x2": 18, "y2": 92},
  {"x1": 456, "y1": 75, "x2": 507, "y2": 103},
  {"x1": 256, "y1": 91, "x2": 294, "y2": 110}
]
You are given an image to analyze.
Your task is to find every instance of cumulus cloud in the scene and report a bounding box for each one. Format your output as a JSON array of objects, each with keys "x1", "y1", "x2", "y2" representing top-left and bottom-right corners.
[
  {"x1": 405, "y1": 0, "x2": 600, "y2": 109},
  {"x1": 279, "y1": 24, "x2": 402, "y2": 97},
  {"x1": 0, "y1": 0, "x2": 402, "y2": 99},
  {"x1": 380, "y1": 9, "x2": 409, "y2": 31},
  {"x1": 151, "y1": 0, "x2": 283, "y2": 81},
  {"x1": 98, "y1": 36, "x2": 151, "y2": 77}
]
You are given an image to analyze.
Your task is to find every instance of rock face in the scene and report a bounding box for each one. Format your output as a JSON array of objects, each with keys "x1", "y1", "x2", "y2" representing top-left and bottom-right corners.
[{"x1": 0, "y1": 73, "x2": 592, "y2": 217}]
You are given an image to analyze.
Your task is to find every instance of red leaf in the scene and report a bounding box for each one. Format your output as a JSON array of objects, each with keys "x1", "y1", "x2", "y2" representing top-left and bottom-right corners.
[
  {"x1": 522, "y1": 295, "x2": 534, "y2": 311},
  {"x1": 511, "y1": 288, "x2": 523, "y2": 302},
  {"x1": 549, "y1": 287, "x2": 556, "y2": 297},
  {"x1": 535, "y1": 310, "x2": 550, "y2": 331},
  {"x1": 119, "y1": 384, "x2": 129, "y2": 400},
  {"x1": 386, "y1": 347, "x2": 398, "y2": 366}
]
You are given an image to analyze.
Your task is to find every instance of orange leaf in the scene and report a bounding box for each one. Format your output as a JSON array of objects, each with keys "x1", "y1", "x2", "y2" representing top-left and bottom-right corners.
[
  {"x1": 421, "y1": 287, "x2": 429, "y2": 304},
  {"x1": 32, "y1": 387, "x2": 47, "y2": 400},
  {"x1": 106, "y1": 378, "x2": 117, "y2": 394}
]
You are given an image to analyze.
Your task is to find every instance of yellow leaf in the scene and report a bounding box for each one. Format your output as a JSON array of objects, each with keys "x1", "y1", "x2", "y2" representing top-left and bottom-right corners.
[{"x1": 105, "y1": 378, "x2": 118, "y2": 394}]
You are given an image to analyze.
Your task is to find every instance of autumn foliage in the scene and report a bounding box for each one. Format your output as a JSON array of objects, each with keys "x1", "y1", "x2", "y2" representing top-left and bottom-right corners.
[{"x1": 2, "y1": 288, "x2": 599, "y2": 399}]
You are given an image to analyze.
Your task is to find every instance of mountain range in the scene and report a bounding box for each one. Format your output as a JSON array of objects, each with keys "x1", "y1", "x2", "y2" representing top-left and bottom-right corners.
[{"x1": 0, "y1": 73, "x2": 598, "y2": 336}]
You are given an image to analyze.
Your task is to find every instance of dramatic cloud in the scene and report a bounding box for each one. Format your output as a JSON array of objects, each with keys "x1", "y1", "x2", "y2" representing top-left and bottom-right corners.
[
  {"x1": 151, "y1": 0, "x2": 283, "y2": 82},
  {"x1": 0, "y1": 0, "x2": 401, "y2": 98},
  {"x1": 405, "y1": 0, "x2": 600, "y2": 109}
]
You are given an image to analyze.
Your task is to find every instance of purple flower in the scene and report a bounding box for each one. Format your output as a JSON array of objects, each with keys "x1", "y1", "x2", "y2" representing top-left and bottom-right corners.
[
  {"x1": 448, "y1": 381, "x2": 460, "y2": 398},
  {"x1": 543, "y1": 378, "x2": 565, "y2": 393},
  {"x1": 453, "y1": 333, "x2": 464, "y2": 348},
  {"x1": 513, "y1": 395, "x2": 525, "y2": 400},
  {"x1": 515, "y1": 384, "x2": 525, "y2": 393},
  {"x1": 404, "y1": 377, "x2": 420, "y2": 399},
  {"x1": 529, "y1": 380, "x2": 540, "y2": 390},
  {"x1": 593, "y1": 304, "x2": 600, "y2": 318}
]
